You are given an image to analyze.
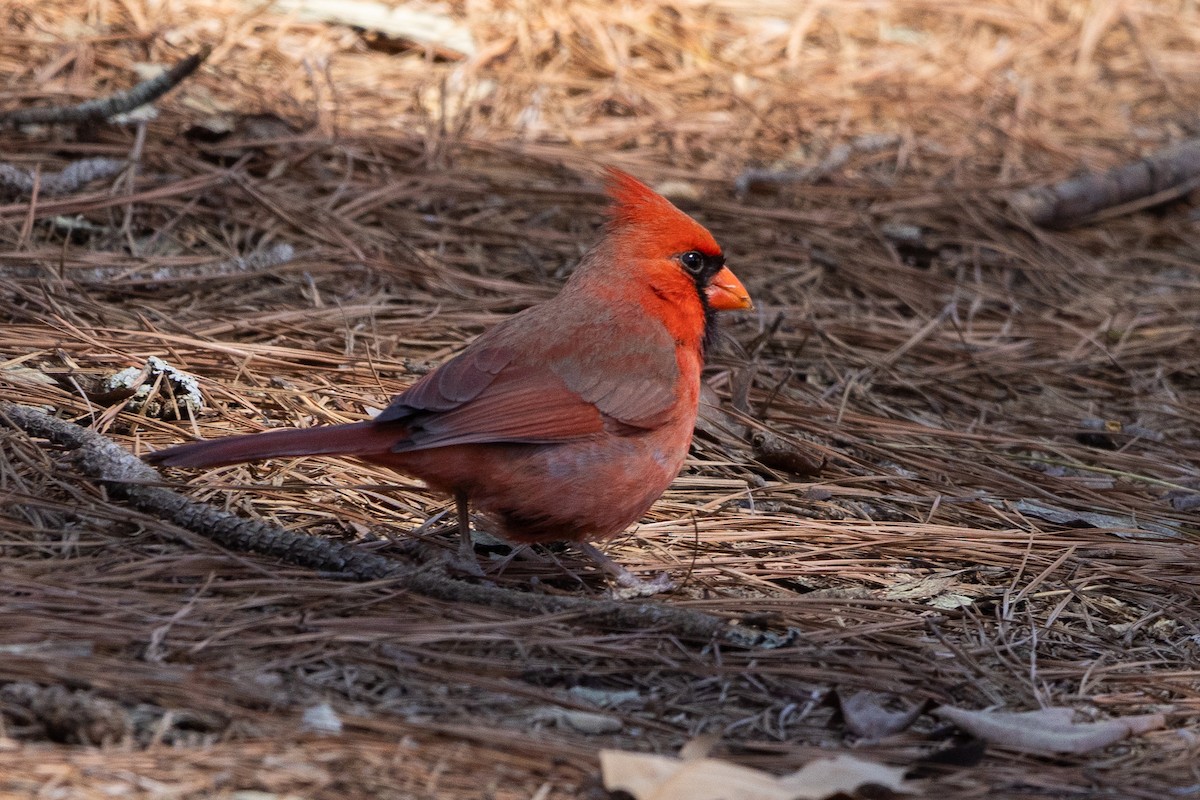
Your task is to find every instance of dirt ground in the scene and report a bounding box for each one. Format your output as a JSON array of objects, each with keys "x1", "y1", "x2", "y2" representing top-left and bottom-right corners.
[{"x1": 1, "y1": 0, "x2": 1198, "y2": 797}]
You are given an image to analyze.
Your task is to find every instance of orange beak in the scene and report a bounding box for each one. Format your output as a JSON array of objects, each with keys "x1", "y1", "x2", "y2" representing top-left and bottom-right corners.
[{"x1": 705, "y1": 265, "x2": 753, "y2": 311}]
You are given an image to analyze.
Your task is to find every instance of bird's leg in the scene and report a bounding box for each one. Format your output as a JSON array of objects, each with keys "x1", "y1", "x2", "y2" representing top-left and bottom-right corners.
[
  {"x1": 454, "y1": 490, "x2": 482, "y2": 572},
  {"x1": 395, "y1": 498, "x2": 485, "y2": 578},
  {"x1": 576, "y1": 541, "x2": 676, "y2": 598}
]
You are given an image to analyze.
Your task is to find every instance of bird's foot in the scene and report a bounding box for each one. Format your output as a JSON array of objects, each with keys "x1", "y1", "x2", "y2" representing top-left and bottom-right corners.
[
  {"x1": 434, "y1": 491, "x2": 487, "y2": 578},
  {"x1": 446, "y1": 532, "x2": 487, "y2": 578},
  {"x1": 576, "y1": 541, "x2": 676, "y2": 598},
  {"x1": 611, "y1": 570, "x2": 676, "y2": 599}
]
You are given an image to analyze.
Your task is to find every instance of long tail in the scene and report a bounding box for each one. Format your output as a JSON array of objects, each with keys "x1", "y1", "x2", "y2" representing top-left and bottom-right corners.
[{"x1": 145, "y1": 421, "x2": 397, "y2": 469}]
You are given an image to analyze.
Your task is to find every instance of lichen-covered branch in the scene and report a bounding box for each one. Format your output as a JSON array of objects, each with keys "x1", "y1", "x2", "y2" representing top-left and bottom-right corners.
[
  {"x1": 0, "y1": 47, "x2": 211, "y2": 128},
  {"x1": 0, "y1": 158, "x2": 127, "y2": 198}
]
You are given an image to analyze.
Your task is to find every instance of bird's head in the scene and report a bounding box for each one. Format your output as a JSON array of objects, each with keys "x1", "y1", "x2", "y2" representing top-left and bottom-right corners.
[
  {"x1": 579, "y1": 168, "x2": 753, "y2": 353},
  {"x1": 600, "y1": 168, "x2": 752, "y2": 320}
]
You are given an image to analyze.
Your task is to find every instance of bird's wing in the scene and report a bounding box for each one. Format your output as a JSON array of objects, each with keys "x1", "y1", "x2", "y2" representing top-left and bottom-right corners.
[{"x1": 375, "y1": 313, "x2": 680, "y2": 452}]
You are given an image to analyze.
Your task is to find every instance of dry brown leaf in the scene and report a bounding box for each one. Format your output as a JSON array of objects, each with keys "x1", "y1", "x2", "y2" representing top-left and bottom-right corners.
[
  {"x1": 882, "y1": 574, "x2": 990, "y2": 609},
  {"x1": 600, "y1": 750, "x2": 913, "y2": 800},
  {"x1": 884, "y1": 575, "x2": 957, "y2": 601},
  {"x1": 1010, "y1": 500, "x2": 1182, "y2": 539},
  {"x1": 778, "y1": 755, "x2": 915, "y2": 797},
  {"x1": 678, "y1": 732, "x2": 722, "y2": 761},
  {"x1": 934, "y1": 706, "x2": 1166, "y2": 755},
  {"x1": 838, "y1": 690, "x2": 924, "y2": 739},
  {"x1": 0, "y1": 365, "x2": 57, "y2": 386}
]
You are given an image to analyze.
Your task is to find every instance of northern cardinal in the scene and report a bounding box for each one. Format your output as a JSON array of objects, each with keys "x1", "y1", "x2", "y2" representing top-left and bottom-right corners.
[{"x1": 146, "y1": 168, "x2": 752, "y2": 591}]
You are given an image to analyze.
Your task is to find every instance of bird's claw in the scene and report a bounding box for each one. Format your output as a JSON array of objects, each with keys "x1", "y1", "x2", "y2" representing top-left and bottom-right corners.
[
  {"x1": 448, "y1": 534, "x2": 488, "y2": 578},
  {"x1": 611, "y1": 571, "x2": 676, "y2": 599},
  {"x1": 575, "y1": 541, "x2": 676, "y2": 598}
]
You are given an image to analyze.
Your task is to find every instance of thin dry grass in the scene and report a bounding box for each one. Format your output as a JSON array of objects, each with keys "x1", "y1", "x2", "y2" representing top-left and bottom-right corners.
[{"x1": 1, "y1": 0, "x2": 1199, "y2": 797}]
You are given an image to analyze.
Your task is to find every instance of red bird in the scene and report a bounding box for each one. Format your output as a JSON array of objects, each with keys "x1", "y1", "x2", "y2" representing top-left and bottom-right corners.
[{"x1": 146, "y1": 168, "x2": 752, "y2": 591}]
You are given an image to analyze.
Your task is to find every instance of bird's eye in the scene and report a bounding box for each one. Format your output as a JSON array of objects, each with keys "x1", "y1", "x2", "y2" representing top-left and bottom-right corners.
[{"x1": 680, "y1": 251, "x2": 705, "y2": 275}]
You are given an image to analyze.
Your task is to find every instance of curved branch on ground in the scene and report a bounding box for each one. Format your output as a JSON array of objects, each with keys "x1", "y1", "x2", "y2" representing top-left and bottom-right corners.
[{"x1": 0, "y1": 47, "x2": 212, "y2": 128}]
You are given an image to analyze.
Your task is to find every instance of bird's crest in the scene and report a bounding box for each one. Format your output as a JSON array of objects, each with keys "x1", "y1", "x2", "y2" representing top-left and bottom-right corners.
[{"x1": 602, "y1": 167, "x2": 721, "y2": 256}]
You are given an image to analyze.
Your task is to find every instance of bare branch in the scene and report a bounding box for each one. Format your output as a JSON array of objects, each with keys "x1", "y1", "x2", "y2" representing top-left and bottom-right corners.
[
  {"x1": 1009, "y1": 138, "x2": 1200, "y2": 227},
  {"x1": 0, "y1": 158, "x2": 127, "y2": 197},
  {"x1": 0, "y1": 47, "x2": 211, "y2": 128}
]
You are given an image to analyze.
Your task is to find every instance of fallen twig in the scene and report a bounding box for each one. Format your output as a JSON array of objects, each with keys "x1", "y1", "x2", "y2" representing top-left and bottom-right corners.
[
  {"x1": 1008, "y1": 138, "x2": 1200, "y2": 227},
  {"x1": 734, "y1": 134, "x2": 900, "y2": 195},
  {"x1": 147, "y1": 242, "x2": 298, "y2": 281},
  {"x1": 0, "y1": 401, "x2": 794, "y2": 649},
  {"x1": 0, "y1": 47, "x2": 211, "y2": 128},
  {"x1": 0, "y1": 242, "x2": 299, "y2": 282},
  {"x1": 0, "y1": 158, "x2": 127, "y2": 198}
]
